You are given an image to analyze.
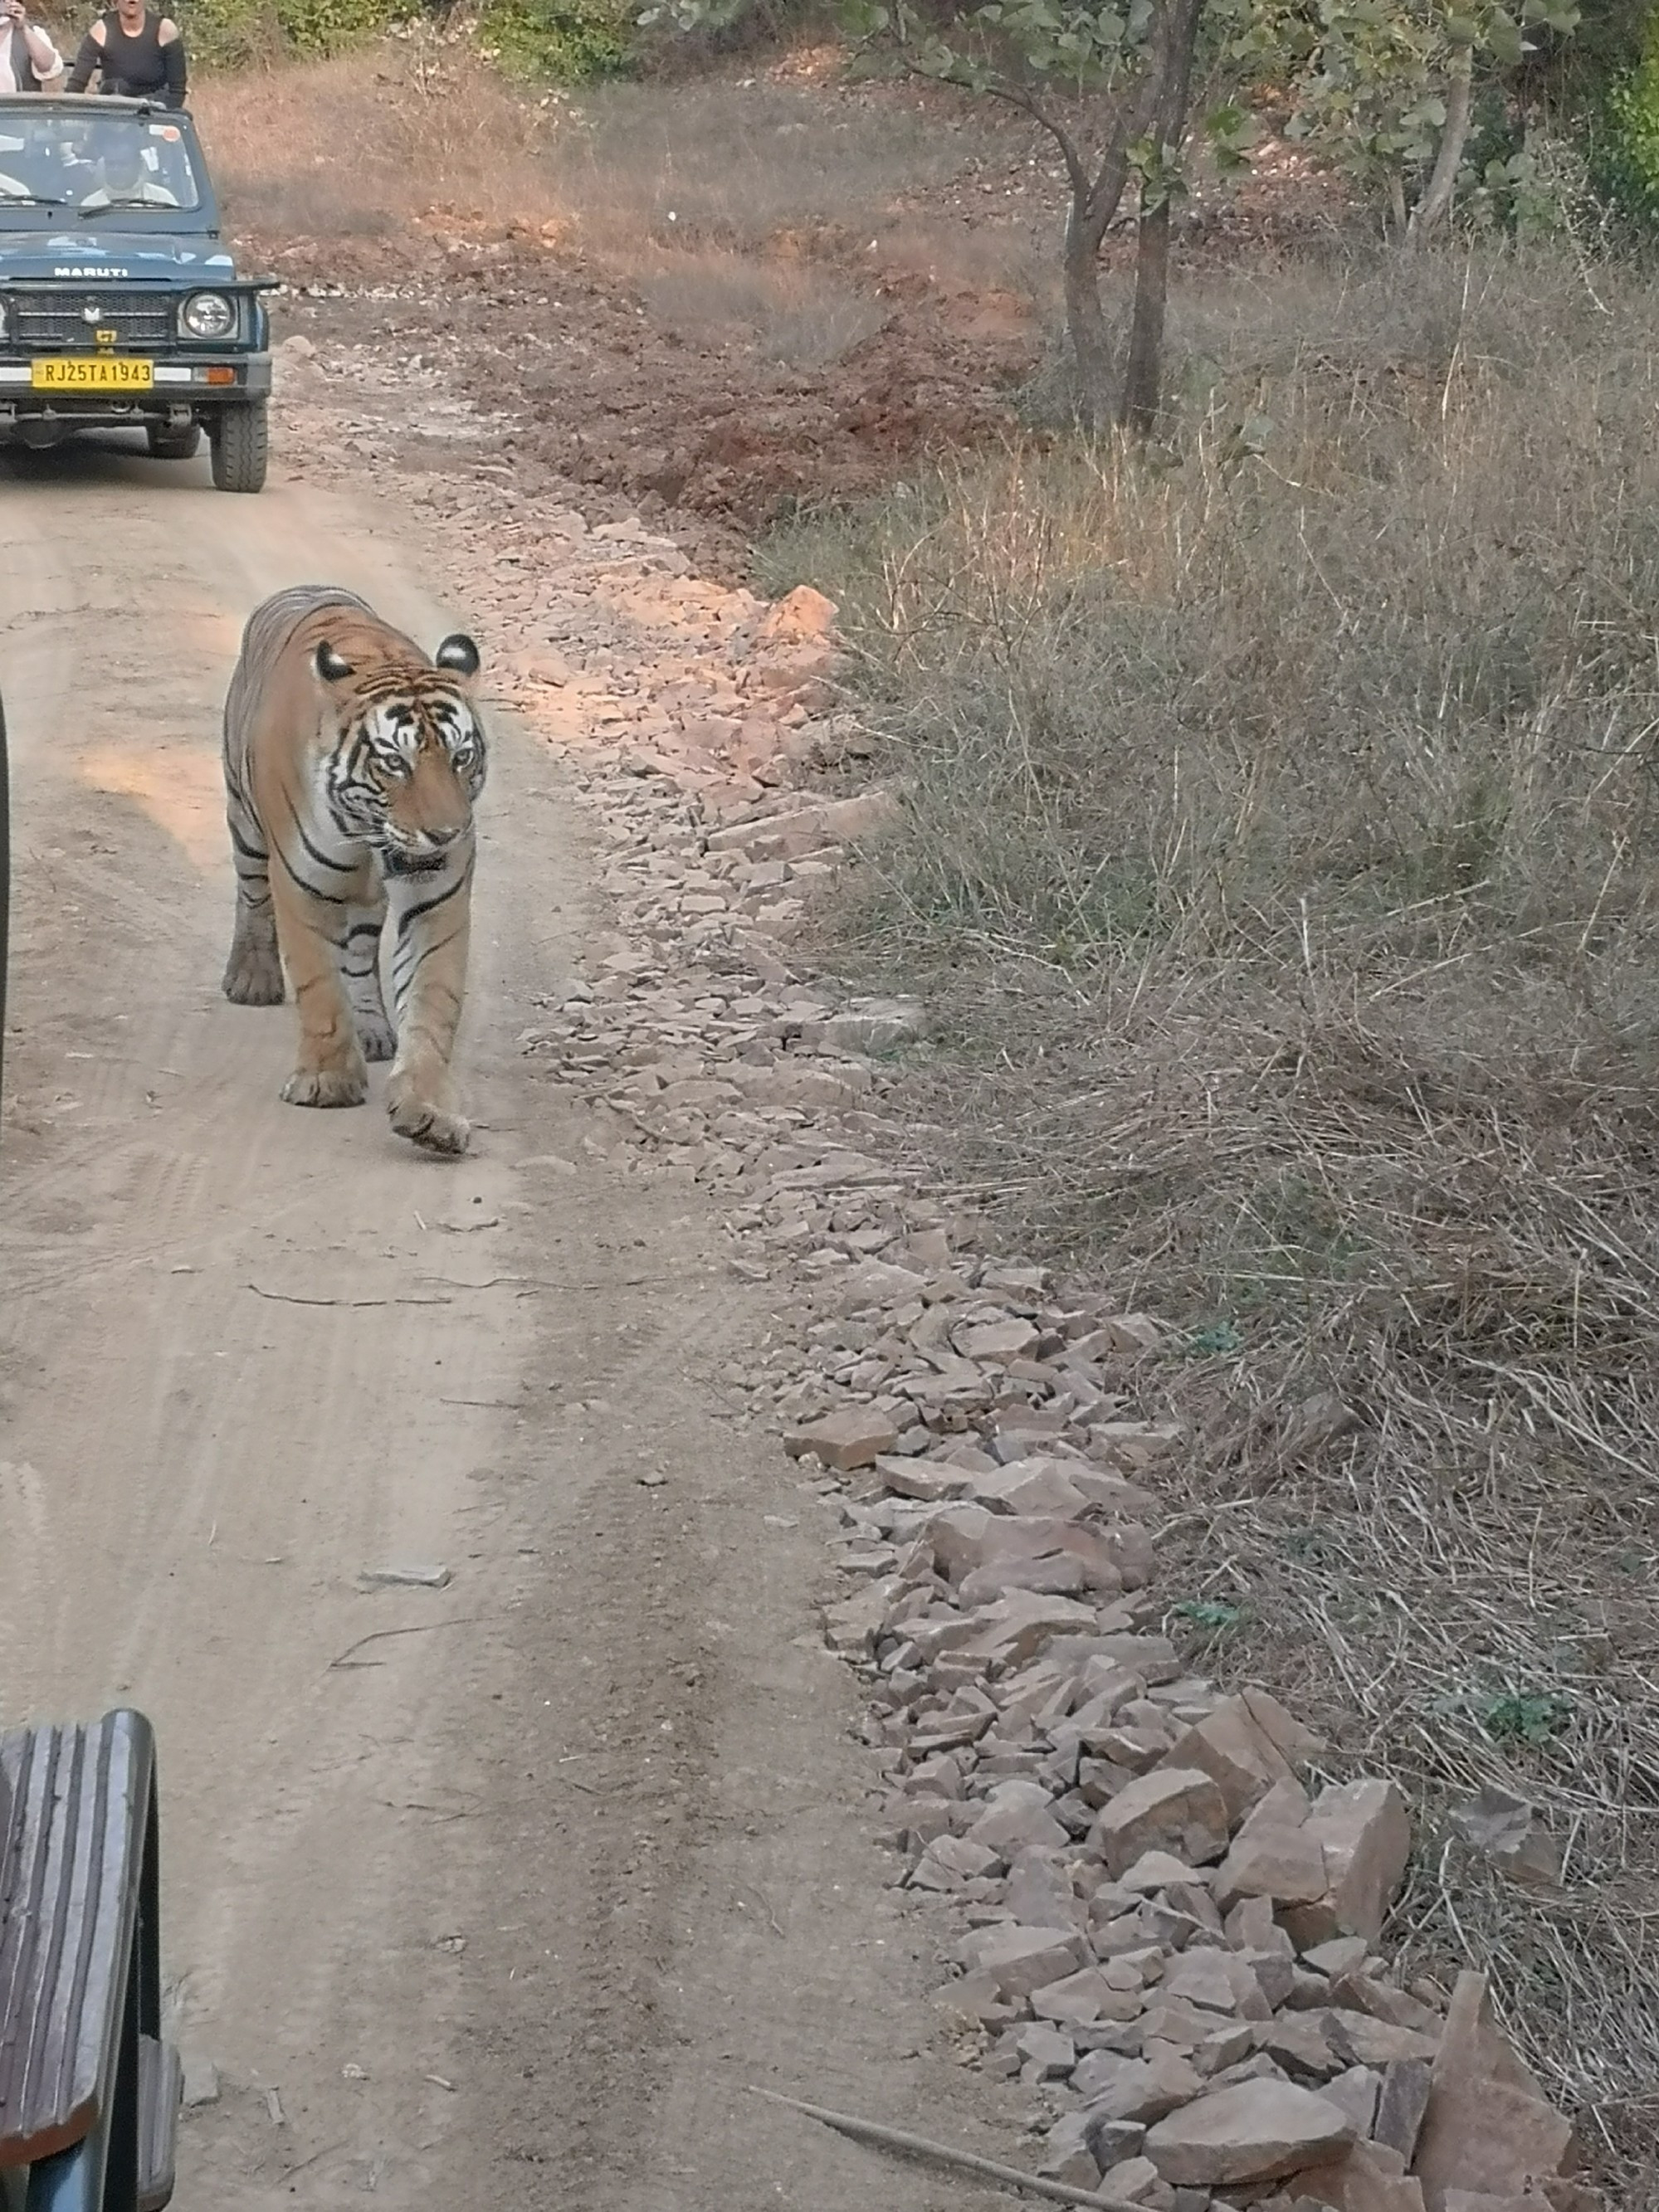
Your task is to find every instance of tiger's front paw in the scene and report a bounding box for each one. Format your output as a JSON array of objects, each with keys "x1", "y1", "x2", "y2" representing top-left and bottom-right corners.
[
  {"x1": 281, "y1": 1061, "x2": 368, "y2": 1108},
  {"x1": 388, "y1": 1094, "x2": 471, "y2": 1155},
  {"x1": 388, "y1": 1060, "x2": 468, "y2": 1155}
]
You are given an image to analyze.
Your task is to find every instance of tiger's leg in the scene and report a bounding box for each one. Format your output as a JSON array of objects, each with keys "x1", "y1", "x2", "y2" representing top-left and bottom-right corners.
[
  {"x1": 340, "y1": 880, "x2": 396, "y2": 1064},
  {"x1": 221, "y1": 772, "x2": 285, "y2": 1006},
  {"x1": 383, "y1": 842, "x2": 474, "y2": 1156},
  {"x1": 268, "y1": 856, "x2": 369, "y2": 1109}
]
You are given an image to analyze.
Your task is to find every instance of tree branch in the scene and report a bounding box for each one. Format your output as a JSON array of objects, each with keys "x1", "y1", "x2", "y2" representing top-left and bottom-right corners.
[
  {"x1": 1081, "y1": 56, "x2": 1167, "y2": 239},
  {"x1": 1408, "y1": 45, "x2": 1474, "y2": 247},
  {"x1": 963, "y1": 73, "x2": 1091, "y2": 206},
  {"x1": 751, "y1": 2088, "x2": 1141, "y2": 2211}
]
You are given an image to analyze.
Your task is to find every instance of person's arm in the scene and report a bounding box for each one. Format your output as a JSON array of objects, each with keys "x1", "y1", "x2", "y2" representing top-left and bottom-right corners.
[
  {"x1": 158, "y1": 16, "x2": 183, "y2": 105},
  {"x1": 22, "y1": 18, "x2": 62, "y2": 77},
  {"x1": 63, "y1": 20, "x2": 105, "y2": 91}
]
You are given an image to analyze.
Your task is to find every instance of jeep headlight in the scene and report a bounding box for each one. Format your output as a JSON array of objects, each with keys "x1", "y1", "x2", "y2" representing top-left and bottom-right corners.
[{"x1": 181, "y1": 291, "x2": 236, "y2": 340}]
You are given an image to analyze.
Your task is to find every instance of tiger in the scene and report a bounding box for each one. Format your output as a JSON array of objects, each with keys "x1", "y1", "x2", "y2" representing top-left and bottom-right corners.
[{"x1": 219, "y1": 583, "x2": 488, "y2": 1157}]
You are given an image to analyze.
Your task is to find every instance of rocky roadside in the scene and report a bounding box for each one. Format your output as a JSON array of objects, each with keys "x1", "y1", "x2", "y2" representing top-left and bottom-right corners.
[{"x1": 271, "y1": 338, "x2": 1601, "y2": 2212}]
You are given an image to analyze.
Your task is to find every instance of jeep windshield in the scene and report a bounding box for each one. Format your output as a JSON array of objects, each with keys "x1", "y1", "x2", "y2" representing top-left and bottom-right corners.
[{"x1": 0, "y1": 105, "x2": 204, "y2": 227}]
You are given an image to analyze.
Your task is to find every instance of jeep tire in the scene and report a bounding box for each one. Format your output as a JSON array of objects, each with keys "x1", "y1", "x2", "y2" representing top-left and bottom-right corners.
[
  {"x1": 147, "y1": 421, "x2": 202, "y2": 460},
  {"x1": 209, "y1": 400, "x2": 267, "y2": 494}
]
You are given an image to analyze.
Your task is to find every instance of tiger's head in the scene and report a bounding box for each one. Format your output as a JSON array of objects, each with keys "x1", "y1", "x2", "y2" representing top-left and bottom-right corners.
[{"x1": 315, "y1": 631, "x2": 488, "y2": 875}]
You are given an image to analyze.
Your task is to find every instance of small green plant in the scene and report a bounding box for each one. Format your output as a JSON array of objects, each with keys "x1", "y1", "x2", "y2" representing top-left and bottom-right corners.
[
  {"x1": 1479, "y1": 1688, "x2": 1574, "y2": 1746},
  {"x1": 1281, "y1": 1530, "x2": 1330, "y2": 1563},
  {"x1": 1172, "y1": 1596, "x2": 1247, "y2": 1631},
  {"x1": 1184, "y1": 1319, "x2": 1243, "y2": 1356}
]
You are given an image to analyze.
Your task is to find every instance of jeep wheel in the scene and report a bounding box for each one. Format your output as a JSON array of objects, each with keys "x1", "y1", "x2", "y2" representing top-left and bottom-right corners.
[
  {"x1": 147, "y1": 422, "x2": 202, "y2": 460},
  {"x1": 209, "y1": 401, "x2": 267, "y2": 494}
]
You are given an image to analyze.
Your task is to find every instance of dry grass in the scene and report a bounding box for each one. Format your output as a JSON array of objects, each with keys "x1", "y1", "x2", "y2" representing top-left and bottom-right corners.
[
  {"x1": 190, "y1": 44, "x2": 989, "y2": 364},
  {"x1": 542, "y1": 75, "x2": 993, "y2": 365},
  {"x1": 191, "y1": 44, "x2": 564, "y2": 235},
  {"x1": 636, "y1": 256, "x2": 886, "y2": 366},
  {"x1": 541, "y1": 75, "x2": 971, "y2": 255},
  {"x1": 769, "y1": 247, "x2": 1659, "y2": 2200}
]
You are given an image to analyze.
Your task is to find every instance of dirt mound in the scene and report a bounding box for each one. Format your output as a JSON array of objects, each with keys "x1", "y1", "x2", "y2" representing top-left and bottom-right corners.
[{"x1": 248, "y1": 222, "x2": 1033, "y2": 554}]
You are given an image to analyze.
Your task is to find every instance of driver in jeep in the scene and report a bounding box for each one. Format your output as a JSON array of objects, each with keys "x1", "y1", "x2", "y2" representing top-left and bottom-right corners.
[{"x1": 77, "y1": 129, "x2": 178, "y2": 205}]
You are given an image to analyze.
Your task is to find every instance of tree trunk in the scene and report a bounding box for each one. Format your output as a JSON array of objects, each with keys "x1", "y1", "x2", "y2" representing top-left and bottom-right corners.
[
  {"x1": 1119, "y1": 200, "x2": 1172, "y2": 436},
  {"x1": 1387, "y1": 168, "x2": 1408, "y2": 238},
  {"x1": 1041, "y1": 56, "x2": 1168, "y2": 426},
  {"x1": 1063, "y1": 199, "x2": 1116, "y2": 429},
  {"x1": 1408, "y1": 46, "x2": 1474, "y2": 247},
  {"x1": 1116, "y1": 0, "x2": 1206, "y2": 436}
]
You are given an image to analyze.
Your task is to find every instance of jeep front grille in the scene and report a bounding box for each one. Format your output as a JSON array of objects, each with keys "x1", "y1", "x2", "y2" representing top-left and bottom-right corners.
[{"x1": 9, "y1": 290, "x2": 175, "y2": 349}]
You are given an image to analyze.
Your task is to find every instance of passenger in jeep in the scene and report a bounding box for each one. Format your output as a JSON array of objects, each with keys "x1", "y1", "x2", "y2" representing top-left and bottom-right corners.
[
  {"x1": 0, "y1": 113, "x2": 78, "y2": 197},
  {"x1": 65, "y1": 0, "x2": 185, "y2": 107}
]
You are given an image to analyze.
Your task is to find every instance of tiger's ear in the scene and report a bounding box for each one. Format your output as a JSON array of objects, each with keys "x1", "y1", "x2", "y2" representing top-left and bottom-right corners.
[
  {"x1": 314, "y1": 641, "x2": 354, "y2": 683},
  {"x1": 434, "y1": 633, "x2": 481, "y2": 681}
]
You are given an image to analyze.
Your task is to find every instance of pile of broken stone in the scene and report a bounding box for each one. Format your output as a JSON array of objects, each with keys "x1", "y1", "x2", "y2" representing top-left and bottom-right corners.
[
  {"x1": 779, "y1": 1298, "x2": 1593, "y2": 2212},
  {"x1": 527, "y1": 744, "x2": 1598, "y2": 2212}
]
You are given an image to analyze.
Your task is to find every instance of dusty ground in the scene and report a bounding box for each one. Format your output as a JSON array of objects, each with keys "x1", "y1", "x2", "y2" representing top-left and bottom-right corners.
[{"x1": 0, "y1": 411, "x2": 1022, "y2": 2210}]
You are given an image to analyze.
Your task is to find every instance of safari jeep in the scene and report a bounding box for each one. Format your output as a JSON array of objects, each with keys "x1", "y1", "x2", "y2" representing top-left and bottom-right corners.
[{"x1": 0, "y1": 95, "x2": 273, "y2": 491}]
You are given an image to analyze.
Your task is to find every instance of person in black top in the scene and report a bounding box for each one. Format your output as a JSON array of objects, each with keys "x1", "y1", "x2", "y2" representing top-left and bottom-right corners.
[{"x1": 65, "y1": 0, "x2": 185, "y2": 106}]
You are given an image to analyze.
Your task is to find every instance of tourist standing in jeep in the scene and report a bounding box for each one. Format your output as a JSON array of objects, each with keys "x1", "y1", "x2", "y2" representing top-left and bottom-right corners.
[
  {"x1": 0, "y1": 0, "x2": 64, "y2": 90},
  {"x1": 65, "y1": 0, "x2": 184, "y2": 106}
]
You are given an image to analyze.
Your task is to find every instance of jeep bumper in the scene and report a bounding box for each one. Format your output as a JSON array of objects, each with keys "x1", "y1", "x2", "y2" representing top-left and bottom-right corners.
[{"x1": 0, "y1": 350, "x2": 271, "y2": 428}]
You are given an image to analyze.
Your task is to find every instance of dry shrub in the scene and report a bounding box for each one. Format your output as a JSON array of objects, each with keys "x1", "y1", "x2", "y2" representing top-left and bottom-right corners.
[
  {"x1": 189, "y1": 42, "x2": 562, "y2": 236},
  {"x1": 774, "y1": 247, "x2": 1659, "y2": 2198},
  {"x1": 542, "y1": 76, "x2": 969, "y2": 256},
  {"x1": 876, "y1": 209, "x2": 1053, "y2": 305},
  {"x1": 636, "y1": 252, "x2": 885, "y2": 365},
  {"x1": 534, "y1": 76, "x2": 978, "y2": 363}
]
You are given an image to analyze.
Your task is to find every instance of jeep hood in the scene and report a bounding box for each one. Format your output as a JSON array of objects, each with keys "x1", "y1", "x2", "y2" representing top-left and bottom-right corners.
[{"x1": 0, "y1": 233, "x2": 235, "y2": 280}]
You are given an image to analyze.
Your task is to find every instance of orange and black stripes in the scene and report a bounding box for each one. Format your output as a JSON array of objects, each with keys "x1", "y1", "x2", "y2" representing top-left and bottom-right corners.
[{"x1": 218, "y1": 582, "x2": 489, "y2": 1152}]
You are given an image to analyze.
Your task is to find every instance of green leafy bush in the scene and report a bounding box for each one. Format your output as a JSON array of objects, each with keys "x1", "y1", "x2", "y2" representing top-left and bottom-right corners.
[
  {"x1": 477, "y1": 0, "x2": 635, "y2": 78},
  {"x1": 180, "y1": 0, "x2": 633, "y2": 75},
  {"x1": 181, "y1": 0, "x2": 414, "y2": 67},
  {"x1": 1588, "y1": 4, "x2": 1659, "y2": 229}
]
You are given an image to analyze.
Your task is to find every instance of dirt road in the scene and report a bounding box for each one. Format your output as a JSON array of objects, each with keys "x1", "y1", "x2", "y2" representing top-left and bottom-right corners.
[{"x1": 0, "y1": 437, "x2": 1002, "y2": 2210}]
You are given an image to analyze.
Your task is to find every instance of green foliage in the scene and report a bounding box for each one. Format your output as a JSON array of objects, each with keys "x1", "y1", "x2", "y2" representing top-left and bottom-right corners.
[
  {"x1": 183, "y1": 0, "x2": 412, "y2": 66},
  {"x1": 480, "y1": 0, "x2": 635, "y2": 76},
  {"x1": 183, "y1": 0, "x2": 632, "y2": 74},
  {"x1": 1229, "y1": 0, "x2": 1579, "y2": 219},
  {"x1": 1588, "y1": 3, "x2": 1659, "y2": 230},
  {"x1": 644, "y1": 0, "x2": 1583, "y2": 239},
  {"x1": 1184, "y1": 1318, "x2": 1245, "y2": 1355}
]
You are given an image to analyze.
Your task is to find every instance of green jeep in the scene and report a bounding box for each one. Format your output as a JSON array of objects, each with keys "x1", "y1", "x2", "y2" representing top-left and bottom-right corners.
[{"x1": 0, "y1": 94, "x2": 274, "y2": 490}]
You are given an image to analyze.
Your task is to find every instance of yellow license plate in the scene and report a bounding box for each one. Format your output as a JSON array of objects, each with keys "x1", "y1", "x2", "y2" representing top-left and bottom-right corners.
[{"x1": 31, "y1": 357, "x2": 154, "y2": 391}]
